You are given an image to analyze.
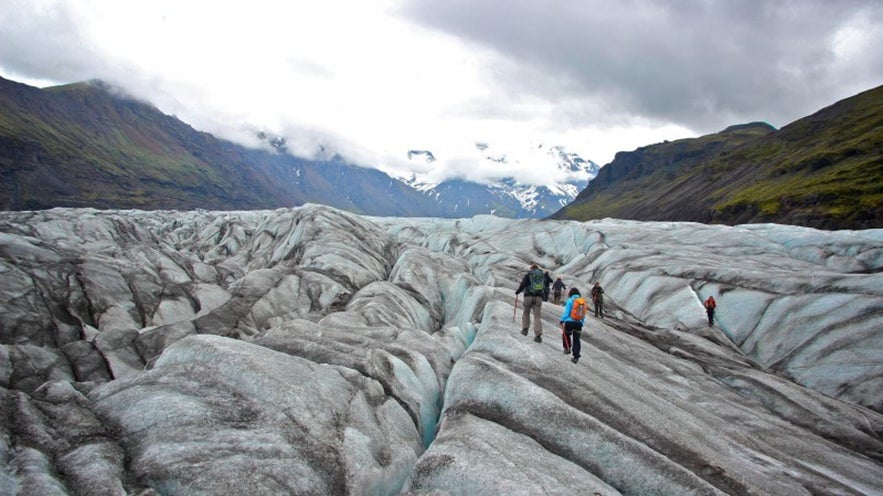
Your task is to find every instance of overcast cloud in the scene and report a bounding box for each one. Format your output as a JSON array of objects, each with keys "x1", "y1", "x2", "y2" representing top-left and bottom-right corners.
[{"x1": 1, "y1": 0, "x2": 881, "y2": 186}]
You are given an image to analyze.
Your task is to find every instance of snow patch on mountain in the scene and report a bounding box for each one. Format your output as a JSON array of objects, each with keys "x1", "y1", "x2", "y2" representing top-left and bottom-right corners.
[
  {"x1": 400, "y1": 172, "x2": 440, "y2": 193},
  {"x1": 395, "y1": 142, "x2": 600, "y2": 217}
]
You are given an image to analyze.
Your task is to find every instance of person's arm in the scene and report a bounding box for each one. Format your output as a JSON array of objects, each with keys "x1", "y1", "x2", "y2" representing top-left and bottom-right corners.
[
  {"x1": 516, "y1": 274, "x2": 528, "y2": 294},
  {"x1": 560, "y1": 299, "x2": 573, "y2": 323}
]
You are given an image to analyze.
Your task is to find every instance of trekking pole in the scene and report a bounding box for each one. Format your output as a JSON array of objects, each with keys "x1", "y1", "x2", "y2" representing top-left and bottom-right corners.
[{"x1": 513, "y1": 294, "x2": 518, "y2": 322}]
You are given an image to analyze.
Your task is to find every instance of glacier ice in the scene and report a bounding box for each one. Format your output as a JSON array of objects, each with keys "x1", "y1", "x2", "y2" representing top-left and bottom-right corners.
[{"x1": 0, "y1": 205, "x2": 881, "y2": 495}]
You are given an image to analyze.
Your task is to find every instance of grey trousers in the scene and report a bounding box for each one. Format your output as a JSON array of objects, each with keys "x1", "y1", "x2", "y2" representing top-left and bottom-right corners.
[{"x1": 522, "y1": 295, "x2": 543, "y2": 335}]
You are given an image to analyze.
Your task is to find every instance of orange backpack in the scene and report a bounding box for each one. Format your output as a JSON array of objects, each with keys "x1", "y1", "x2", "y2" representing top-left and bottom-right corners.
[{"x1": 570, "y1": 297, "x2": 587, "y2": 320}]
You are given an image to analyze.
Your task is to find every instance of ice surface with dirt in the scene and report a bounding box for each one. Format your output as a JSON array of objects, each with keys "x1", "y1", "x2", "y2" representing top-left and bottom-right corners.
[{"x1": 1, "y1": 205, "x2": 881, "y2": 495}]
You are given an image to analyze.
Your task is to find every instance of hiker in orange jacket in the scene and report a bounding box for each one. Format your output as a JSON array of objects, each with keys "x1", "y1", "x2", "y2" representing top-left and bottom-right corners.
[{"x1": 704, "y1": 295, "x2": 717, "y2": 327}]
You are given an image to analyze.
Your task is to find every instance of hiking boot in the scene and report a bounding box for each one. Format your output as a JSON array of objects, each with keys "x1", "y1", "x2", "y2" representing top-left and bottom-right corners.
[
  {"x1": 534, "y1": 335, "x2": 542, "y2": 343},
  {"x1": 563, "y1": 347, "x2": 571, "y2": 354},
  {"x1": 521, "y1": 328, "x2": 529, "y2": 336},
  {"x1": 571, "y1": 356, "x2": 579, "y2": 364}
]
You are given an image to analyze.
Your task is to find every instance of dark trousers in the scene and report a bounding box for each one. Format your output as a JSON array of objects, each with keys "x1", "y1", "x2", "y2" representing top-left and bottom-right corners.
[
  {"x1": 593, "y1": 298, "x2": 604, "y2": 318},
  {"x1": 707, "y1": 308, "x2": 714, "y2": 326},
  {"x1": 562, "y1": 321, "x2": 583, "y2": 358}
]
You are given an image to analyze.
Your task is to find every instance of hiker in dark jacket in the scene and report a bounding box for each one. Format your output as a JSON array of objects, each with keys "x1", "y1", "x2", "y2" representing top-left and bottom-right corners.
[
  {"x1": 590, "y1": 281, "x2": 605, "y2": 318},
  {"x1": 560, "y1": 288, "x2": 587, "y2": 364},
  {"x1": 552, "y1": 277, "x2": 566, "y2": 305},
  {"x1": 542, "y1": 271, "x2": 552, "y2": 301},
  {"x1": 515, "y1": 263, "x2": 552, "y2": 342}
]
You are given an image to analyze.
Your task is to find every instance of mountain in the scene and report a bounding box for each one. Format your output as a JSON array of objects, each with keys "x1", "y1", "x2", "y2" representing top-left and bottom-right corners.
[
  {"x1": 398, "y1": 142, "x2": 599, "y2": 218},
  {"x1": 0, "y1": 75, "x2": 598, "y2": 218},
  {"x1": 551, "y1": 85, "x2": 883, "y2": 229},
  {"x1": 0, "y1": 76, "x2": 436, "y2": 216},
  {"x1": 2, "y1": 205, "x2": 881, "y2": 494}
]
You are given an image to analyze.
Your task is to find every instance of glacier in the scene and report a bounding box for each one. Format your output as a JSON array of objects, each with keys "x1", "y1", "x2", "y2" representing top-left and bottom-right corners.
[{"x1": 0, "y1": 205, "x2": 881, "y2": 495}]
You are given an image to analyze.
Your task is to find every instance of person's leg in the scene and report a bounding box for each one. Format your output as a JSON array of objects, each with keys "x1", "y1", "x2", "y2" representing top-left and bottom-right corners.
[
  {"x1": 521, "y1": 296, "x2": 533, "y2": 334},
  {"x1": 532, "y1": 297, "x2": 543, "y2": 338},
  {"x1": 570, "y1": 323, "x2": 582, "y2": 363},
  {"x1": 562, "y1": 327, "x2": 571, "y2": 353}
]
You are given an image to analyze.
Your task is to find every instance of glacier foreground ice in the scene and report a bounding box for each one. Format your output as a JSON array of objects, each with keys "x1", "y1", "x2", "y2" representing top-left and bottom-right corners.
[{"x1": 0, "y1": 205, "x2": 881, "y2": 495}]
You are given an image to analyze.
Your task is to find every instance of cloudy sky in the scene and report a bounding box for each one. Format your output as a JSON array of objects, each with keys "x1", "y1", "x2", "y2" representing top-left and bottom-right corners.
[{"x1": 1, "y1": 0, "x2": 882, "y2": 186}]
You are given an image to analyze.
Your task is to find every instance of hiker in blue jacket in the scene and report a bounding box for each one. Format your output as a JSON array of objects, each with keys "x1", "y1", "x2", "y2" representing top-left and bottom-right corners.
[{"x1": 560, "y1": 288, "x2": 587, "y2": 364}]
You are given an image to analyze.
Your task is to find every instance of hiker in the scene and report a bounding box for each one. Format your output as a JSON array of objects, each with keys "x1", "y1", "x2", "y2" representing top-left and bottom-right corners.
[
  {"x1": 560, "y1": 287, "x2": 588, "y2": 364},
  {"x1": 704, "y1": 295, "x2": 716, "y2": 326},
  {"x1": 552, "y1": 277, "x2": 566, "y2": 305},
  {"x1": 542, "y1": 271, "x2": 552, "y2": 301},
  {"x1": 590, "y1": 281, "x2": 605, "y2": 318},
  {"x1": 515, "y1": 263, "x2": 551, "y2": 342}
]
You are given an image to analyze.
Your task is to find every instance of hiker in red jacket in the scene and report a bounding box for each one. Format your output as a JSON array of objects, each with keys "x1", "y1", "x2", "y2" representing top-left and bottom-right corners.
[{"x1": 704, "y1": 295, "x2": 717, "y2": 327}]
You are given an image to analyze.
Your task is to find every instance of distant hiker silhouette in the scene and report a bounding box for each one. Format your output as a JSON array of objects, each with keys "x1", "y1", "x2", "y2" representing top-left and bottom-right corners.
[
  {"x1": 704, "y1": 295, "x2": 717, "y2": 326},
  {"x1": 552, "y1": 277, "x2": 566, "y2": 305},
  {"x1": 560, "y1": 288, "x2": 588, "y2": 364},
  {"x1": 590, "y1": 281, "x2": 605, "y2": 318},
  {"x1": 516, "y1": 263, "x2": 551, "y2": 342},
  {"x1": 542, "y1": 270, "x2": 552, "y2": 302}
]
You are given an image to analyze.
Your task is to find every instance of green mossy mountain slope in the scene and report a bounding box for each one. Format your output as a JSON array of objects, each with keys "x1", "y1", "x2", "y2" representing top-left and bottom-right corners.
[
  {"x1": 0, "y1": 77, "x2": 437, "y2": 214},
  {"x1": 552, "y1": 85, "x2": 883, "y2": 229},
  {"x1": 0, "y1": 78, "x2": 278, "y2": 209}
]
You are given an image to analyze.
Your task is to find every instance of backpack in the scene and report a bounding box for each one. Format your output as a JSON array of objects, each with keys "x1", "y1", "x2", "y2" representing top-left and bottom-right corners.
[
  {"x1": 570, "y1": 297, "x2": 587, "y2": 320},
  {"x1": 529, "y1": 269, "x2": 545, "y2": 293}
]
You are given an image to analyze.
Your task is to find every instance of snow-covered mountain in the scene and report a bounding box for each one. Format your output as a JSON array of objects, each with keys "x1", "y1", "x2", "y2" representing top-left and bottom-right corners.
[
  {"x1": 2, "y1": 205, "x2": 881, "y2": 494},
  {"x1": 397, "y1": 142, "x2": 600, "y2": 218}
]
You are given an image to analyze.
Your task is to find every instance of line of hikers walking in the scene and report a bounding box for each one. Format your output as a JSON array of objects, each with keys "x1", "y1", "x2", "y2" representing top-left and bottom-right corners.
[
  {"x1": 515, "y1": 263, "x2": 605, "y2": 363},
  {"x1": 531, "y1": 270, "x2": 566, "y2": 305},
  {"x1": 515, "y1": 263, "x2": 720, "y2": 364}
]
